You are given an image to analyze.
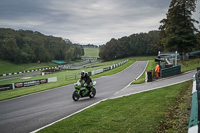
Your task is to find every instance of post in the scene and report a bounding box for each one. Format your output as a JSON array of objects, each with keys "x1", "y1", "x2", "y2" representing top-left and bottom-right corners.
[
  {"x1": 12, "y1": 83, "x2": 15, "y2": 89},
  {"x1": 145, "y1": 72, "x2": 147, "y2": 83},
  {"x1": 175, "y1": 51, "x2": 177, "y2": 66}
]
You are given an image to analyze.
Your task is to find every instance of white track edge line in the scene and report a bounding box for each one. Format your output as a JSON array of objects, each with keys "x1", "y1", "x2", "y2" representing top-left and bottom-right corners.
[{"x1": 30, "y1": 98, "x2": 108, "y2": 133}]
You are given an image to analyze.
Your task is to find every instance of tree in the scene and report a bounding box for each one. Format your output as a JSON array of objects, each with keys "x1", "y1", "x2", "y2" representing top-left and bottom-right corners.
[
  {"x1": 99, "y1": 38, "x2": 117, "y2": 61},
  {"x1": 99, "y1": 31, "x2": 160, "y2": 61},
  {"x1": 0, "y1": 28, "x2": 84, "y2": 63},
  {"x1": 159, "y1": 0, "x2": 198, "y2": 59},
  {"x1": 65, "y1": 47, "x2": 74, "y2": 61},
  {"x1": 1, "y1": 38, "x2": 20, "y2": 63},
  {"x1": 196, "y1": 32, "x2": 200, "y2": 50},
  {"x1": 116, "y1": 37, "x2": 131, "y2": 58}
]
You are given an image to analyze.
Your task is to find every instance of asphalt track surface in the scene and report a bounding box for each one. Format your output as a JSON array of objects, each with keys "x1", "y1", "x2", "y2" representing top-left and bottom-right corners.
[{"x1": 0, "y1": 61, "x2": 148, "y2": 133}]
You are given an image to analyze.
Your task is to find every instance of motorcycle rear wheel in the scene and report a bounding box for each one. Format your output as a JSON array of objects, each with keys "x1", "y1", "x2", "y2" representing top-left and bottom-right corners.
[{"x1": 72, "y1": 91, "x2": 80, "y2": 101}]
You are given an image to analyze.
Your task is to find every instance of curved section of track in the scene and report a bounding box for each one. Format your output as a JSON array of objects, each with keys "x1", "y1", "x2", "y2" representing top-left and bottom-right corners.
[{"x1": 0, "y1": 61, "x2": 148, "y2": 133}]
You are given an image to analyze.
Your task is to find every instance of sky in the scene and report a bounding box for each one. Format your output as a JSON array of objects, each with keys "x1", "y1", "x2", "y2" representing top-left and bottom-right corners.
[{"x1": 0, "y1": 0, "x2": 199, "y2": 45}]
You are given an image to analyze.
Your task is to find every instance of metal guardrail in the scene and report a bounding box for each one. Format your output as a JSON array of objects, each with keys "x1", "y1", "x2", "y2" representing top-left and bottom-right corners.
[
  {"x1": 0, "y1": 59, "x2": 98, "y2": 77},
  {"x1": 65, "y1": 60, "x2": 129, "y2": 81},
  {"x1": 188, "y1": 70, "x2": 200, "y2": 133},
  {"x1": 88, "y1": 60, "x2": 129, "y2": 76},
  {"x1": 62, "y1": 60, "x2": 98, "y2": 70},
  {"x1": 0, "y1": 66, "x2": 60, "y2": 77}
]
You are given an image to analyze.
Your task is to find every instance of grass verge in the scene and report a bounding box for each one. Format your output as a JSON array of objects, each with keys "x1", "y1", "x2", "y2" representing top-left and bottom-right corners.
[
  {"x1": 38, "y1": 80, "x2": 192, "y2": 133},
  {"x1": 83, "y1": 48, "x2": 99, "y2": 58},
  {"x1": 0, "y1": 60, "x2": 57, "y2": 75},
  {"x1": 179, "y1": 58, "x2": 200, "y2": 72},
  {"x1": 0, "y1": 59, "x2": 85, "y2": 75},
  {"x1": 157, "y1": 80, "x2": 192, "y2": 132}
]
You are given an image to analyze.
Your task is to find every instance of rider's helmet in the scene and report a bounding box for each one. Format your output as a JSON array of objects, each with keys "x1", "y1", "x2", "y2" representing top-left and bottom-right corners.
[{"x1": 81, "y1": 70, "x2": 85, "y2": 77}]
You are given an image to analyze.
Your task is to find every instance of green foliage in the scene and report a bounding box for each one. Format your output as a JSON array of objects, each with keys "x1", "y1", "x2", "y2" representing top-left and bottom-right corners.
[
  {"x1": 82, "y1": 44, "x2": 98, "y2": 48},
  {"x1": 38, "y1": 81, "x2": 192, "y2": 133},
  {"x1": 0, "y1": 28, "x2": 84, "y2": 63},
  {"x1": 159, "y1": 0, "x2": 198, "y2": 57},
  {"x1": 99, "y1": 31, "x2": 161, "y2": 61},
  {"x1": 196, "y1": 32, "x2": 200, "y2": 50}
]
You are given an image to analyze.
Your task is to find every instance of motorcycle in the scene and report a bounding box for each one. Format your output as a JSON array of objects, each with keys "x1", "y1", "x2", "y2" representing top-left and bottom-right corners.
[{"x1": 72, "y1": 80, "x2": 96, "y2": 101}]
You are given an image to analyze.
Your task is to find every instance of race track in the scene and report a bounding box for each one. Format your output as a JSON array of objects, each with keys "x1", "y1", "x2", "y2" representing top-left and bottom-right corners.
[{"x1": 0, "y1": 61, "x2": 148, "y2": 133}]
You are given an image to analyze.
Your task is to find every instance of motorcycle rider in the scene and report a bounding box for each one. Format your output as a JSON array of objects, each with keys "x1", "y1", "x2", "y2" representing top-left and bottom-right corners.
[{"x1": 80, "y1": 70, "x2": 92, "y2": 94}]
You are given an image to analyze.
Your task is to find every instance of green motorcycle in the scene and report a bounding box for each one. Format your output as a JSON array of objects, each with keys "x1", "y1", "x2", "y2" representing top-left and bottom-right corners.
[{"x1": 72, "y1": 80, "x2": 96, "y2": 101}]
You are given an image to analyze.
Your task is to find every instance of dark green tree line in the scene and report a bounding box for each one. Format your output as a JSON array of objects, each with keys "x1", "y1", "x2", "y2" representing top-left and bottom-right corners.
[
  {"x1": 0, "y1": 28, "x2": 84, "y2": 63},
  {"x1": 99, "y1": 31, "x2": 161, "y2": 61}
]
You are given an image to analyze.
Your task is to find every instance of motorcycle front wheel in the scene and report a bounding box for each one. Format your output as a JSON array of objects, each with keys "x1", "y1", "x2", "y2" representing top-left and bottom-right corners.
[
  {"x1": 89, "y1": 88, "x2": 96, "y2": 98},
  {"x1": 72, "y1": 91, "x2": 80, "y2": 101}
]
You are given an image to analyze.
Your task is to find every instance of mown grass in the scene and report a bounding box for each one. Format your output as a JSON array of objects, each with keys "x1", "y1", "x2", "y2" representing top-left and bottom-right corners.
[
  {"x1": 0, "y1": 60, "x2": 57, "y2": 75},
  {"x1": 179, "y1": 58, "x2": 200, "y2": 72},
  {"x1": 38, "y1": 80, "x2": 192, "y2": 133},
  {"x1": 83, "y1": 48, "x2": 99, "y2": 58},
  {"x1": 0, "y1": 59, "x2": 85, "y2": 75}
]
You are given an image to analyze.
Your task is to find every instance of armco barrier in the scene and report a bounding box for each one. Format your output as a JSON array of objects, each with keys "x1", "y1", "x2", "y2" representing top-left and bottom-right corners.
[
  {"x1": 0, "y1": 66, "x2": 60, "y2": 77},
  {"x1": 88, "y1": 60, "x2": 128, "y2": 76},
  {"x1": 160, "y1": 65, "x2": 181, "y2": 78},
  {"x1": 188, "y1": 71, "x2": 200, "y2": 133},
  {"x1": 0, "y1": 77, "x2": 57, "y2": 91},
  {"x1": 0, "y1": 84, "x2": 13, "y2": 91}
]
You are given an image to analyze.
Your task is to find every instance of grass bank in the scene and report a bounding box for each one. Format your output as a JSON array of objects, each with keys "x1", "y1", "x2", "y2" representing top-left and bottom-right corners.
[
  {"x1": 179, "y1": 58, "x2": 200, "y2": 72},
  {"x1": 0, "y1": 59, "x2": 85, "y2": 75},
  {"x1": 0, "y1": 60, "x2": 57, "y2": 75},
  {"x1": 83, "y1": 48, "x2": 99, "y2": 58},
  {"x1": 38, "y1": 80, "x2": 192, "y2": 133}
]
